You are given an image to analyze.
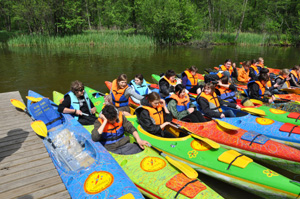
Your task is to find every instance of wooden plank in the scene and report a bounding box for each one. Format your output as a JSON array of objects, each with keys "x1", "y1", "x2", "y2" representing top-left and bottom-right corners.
[
  {"x1": 0, "y1": 169, "x2": 59, "y2": 192},
  {"x1": 0, "y1": 140, "x2": 44, "y2": 158},
  {"x1": 0, "y1": 176, "x2": 64, "y2": 199},
  {"x1": 0, "y1": 162, "x2": 55, "y2": 185},
  {"x1": 42, "y1": 190, "x2": 71, "y2": 199},
  {"x1": 17, "y1": 184, "x2": 67, "y2": 199},
  {"x1": 0, "y1": 134, "x2": 36, "y2": 147},
  {"x1": 0, "y1": 147, "x2": 47, "y2": 164},
  {"x1": 0, "y1": 156, "x2": 52, "y2": 176}
]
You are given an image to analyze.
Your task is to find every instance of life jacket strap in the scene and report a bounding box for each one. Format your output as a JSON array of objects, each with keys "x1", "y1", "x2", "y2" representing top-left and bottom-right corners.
[{"x1": 45, "y1": 116, "x2": 63, "y2": 126}]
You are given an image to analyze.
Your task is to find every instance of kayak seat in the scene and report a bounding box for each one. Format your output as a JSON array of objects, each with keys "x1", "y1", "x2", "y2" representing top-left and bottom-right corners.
[
  {"x1": 218, "y1": 150, "x2": 253, "y2": 170},
  {"x1": 279, "y1": 123, "x2": 300, "y2": 136},
  {"x1": 287, "y1": 112, "x2": 300, "y2": 122},
  {"x1": 241, "y1": 131, "x2": 269, "y2": 145},
  {"x1": 166, "y1": 173, "x2": 206, "y2": 198}
]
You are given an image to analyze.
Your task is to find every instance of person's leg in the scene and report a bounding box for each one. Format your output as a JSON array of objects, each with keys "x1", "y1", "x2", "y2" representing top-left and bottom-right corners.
[
  {"x1": 193, "y1": 111, "x2": 207, "y2": 122},
  {"x1": 223, "y1": 110, "x2": 236, "y2": 117},
  {"x1": 181, "y1": 114, "x2": 196, "y2": 123},
  {"x1": 162, "y1": 130, "x2": 177, "y2": 138},
  {"x1": 112, "y1": 143, "x2": 142, "y2": 155}
]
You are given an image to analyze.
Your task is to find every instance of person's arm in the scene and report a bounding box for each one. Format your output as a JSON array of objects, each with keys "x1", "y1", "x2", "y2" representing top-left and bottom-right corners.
[
  {"x1": 167, "y1": 99, "x2": 189, "y2": 120},
  {"x1": 58, "y1": 95, "x2": 83, "y2": 115},
  {"x1": 91, "y1": 119, "x2": 103, "y2": 142},
  {"x1": 231, "y1": 64, "x2": 238, "y2": 78},
  {"x1": 122, "y1": 115, "x2": 150, "y2": 149},
  {"x1": 159, "y1": 81, "x2": 170, "y2": 96},
  {"x1": 289, "y1": 74, "x2": 300, "y2": 87},
  {"x1": 125, "y1": 87, "x2": 144, "y2": 100},
  {"x1": 197, "y1": 97, "x2": 222, "y2": 118},
  {"x1": 219, "y1": 97, "x2": 238, "y2": 109},
  {"x1": 182, "y1": 76, "x2": 188, "y2": 87},
  {"x1": 249, "y1": 68, "x2": 256, "y2": 81},
  {"x1": 137, "y1": 109, "x2": 163, "y2": 135},
  {"x1": 248, "y1": 83, "x2": 269, "y2": 103}
]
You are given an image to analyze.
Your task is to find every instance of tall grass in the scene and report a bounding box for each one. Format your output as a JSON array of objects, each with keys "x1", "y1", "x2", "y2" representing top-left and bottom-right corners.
[
  {"x1": 7, "y1": 30, "x2": 156, "y2": 48},
  {"x1": 191, "y1": 31, "x2": 292, "y2": 46}
]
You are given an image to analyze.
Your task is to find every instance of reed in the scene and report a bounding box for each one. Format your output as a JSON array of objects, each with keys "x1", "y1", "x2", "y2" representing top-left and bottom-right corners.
[{"x1": 7, "y1": 30, "x2": 155, "y2": 48}]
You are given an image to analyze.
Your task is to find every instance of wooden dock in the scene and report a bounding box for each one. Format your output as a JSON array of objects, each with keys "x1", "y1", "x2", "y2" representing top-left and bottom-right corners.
[{"x1": 0, "y1": 91, "x2": 70, "y2": 199}]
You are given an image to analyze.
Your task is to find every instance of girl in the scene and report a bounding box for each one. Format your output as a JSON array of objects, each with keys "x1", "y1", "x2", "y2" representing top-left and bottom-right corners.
[
  {"x1": 218, "y1": 59, "x2": 237, "y2": 79},
  {"x1": 237, "y1": 61, "x2": 251, "y2": 83},
  {"x1": 135, "y1": 92, "x2": 176, "y2": 138},
  {"x1": 167, "y1": 84, "x2": 206, "y2": 123},
  {"x1": 111, "y1": 74, "x2": 143, "y2": 114},
  {"x1": 289, "y1": 65, "x2": 300, "y2": 87},
  {"x1": 215, "y1": 75, "x2": 237, "y2": 103},
  {"x1": 159, "y1": 70, "x2": 181, "y2": 98},
  {"x1": 274, "y1": 69, "x2": 291, "y2": 90},
  {"x1": 197, "y1": 83, "x2": 240, "y2": 118},
  {"x1": 181, "y1": 66, "x2": 202, "y2": 94},
  {"x1": 249, "y1": 59, "x2": 259, "y2": 81},
  {"x1": 130, "y1": 74, "x2": 151, "y2": 104}
]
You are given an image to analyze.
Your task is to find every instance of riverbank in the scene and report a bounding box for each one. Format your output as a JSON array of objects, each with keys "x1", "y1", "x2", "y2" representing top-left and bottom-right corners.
[{"x1": 0, "y1": 30, "x2": 294, "y2": 47}]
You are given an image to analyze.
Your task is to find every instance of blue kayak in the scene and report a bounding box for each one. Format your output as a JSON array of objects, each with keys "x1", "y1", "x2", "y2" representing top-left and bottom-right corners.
[
  {"x1": 219, "y1": 106, "x2": 300, "y2": 149},
  {"x1": 27, "y1": 90, "x2": 143, "y2": 199}
]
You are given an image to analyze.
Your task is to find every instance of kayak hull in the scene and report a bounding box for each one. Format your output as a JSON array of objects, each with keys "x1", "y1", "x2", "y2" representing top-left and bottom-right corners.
[{"x1": 27, "y1": 90, "x2": 144, "y2": 199}]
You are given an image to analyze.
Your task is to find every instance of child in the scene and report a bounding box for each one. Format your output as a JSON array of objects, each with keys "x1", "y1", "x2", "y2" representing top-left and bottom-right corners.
[
  {"x1": 218, "y1": 59, "x2": 237, "y2": 79},
  {"x1": 215, "y1": 75, "x2": 237, "y2": 103},
  {"x1": 167, "y1": 84, "x2": 206, "y2": 123},
  {"x1": 274, "y1": 69, "x2": 291, "y2": 90},
  {"x1": 237, "y1": 61, "x2": 251, "y2": 83},
  {"x1": 130, "y1": 74, "x2": 152, "y2": 104},
  {"x1": 197, "y1": 83, "x2": 240, "y2": 118},
  {"x1": 181, "y1": 66, "x2": 202, "y2": 94},
  {"x1": 289, "y1": 65, "x2": 300, "y2": 87},
  {"x1": 159, "y1": 70, "x2": 181, "y2": 98},
  {"x1": 249, "y1": 59, "x2": 259, "y2": 81},
  {"x1": 92, "y1": 105, "x2": 149, "y2": 154},
  {"x1": 257, "y1": 57, "x2": 265, "y2": 72},
  {"x1": 58, "y1": 80, "x2": 97, "y2": 125},
  {"x1": 135, "y1": 92, "x2": 176, "y2": 138},
  {"x1": 111, "y1": 74, "x2": 144, "y2": 114}
]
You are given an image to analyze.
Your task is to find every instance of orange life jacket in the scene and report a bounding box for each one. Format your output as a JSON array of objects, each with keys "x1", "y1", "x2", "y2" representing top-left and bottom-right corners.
[
  {"x1": 250, "y1": 65, "x2": 259, "y2": 75},
  {"x1": 182, "y1": 70, "x2": 198, "y2": 90},
  {"x1": 162, "y1": 76, "x2": 177, "y2": 86},
  {"x1": 220, "y1": 65, "x2": 233, "y2": 76},
  {"x1": 111, "y1": 79, "x2": 129, "y2": 107},
  {"x1": 141, "y1": 105, "x2": 164, "y2": 125},
  {"x1": 237, "y1": 67, "x2": 250, "y2": 83},
  {"x1": 255, "y1": 81, "x2": 265, "y2": 98},
  {"x1": 266, "y1": 81, "x2": 272, "y2": 88},
  {"x1": 169, "y1": 93, "x2": 190, "y2": 112},
  {"x1": 290, "y1": 70, "x2": 299, "y2": 82},
  {"x1": 199, "y1": 92, "x2": 222, "y2": 113},
  {"x1": 98, "y1": 112, "x2": 124, "y2": 145}
]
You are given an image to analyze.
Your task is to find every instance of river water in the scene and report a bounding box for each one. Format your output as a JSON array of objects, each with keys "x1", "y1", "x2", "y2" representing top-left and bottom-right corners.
[{"x1": 1, "y1": 45, "x2": 300, "y2": 198}]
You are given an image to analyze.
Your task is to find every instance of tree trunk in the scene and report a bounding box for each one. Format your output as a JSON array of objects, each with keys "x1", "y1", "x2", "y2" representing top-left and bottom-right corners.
[
  {"x1": 207, "y1": 0, "x2": 213, "y2": 32},
  {"x1": 85, "y1": 0, "x2": 91, "y2": 30},
  {"x1": 235, "y1": 0, "x2": 248, "y2": 42}
]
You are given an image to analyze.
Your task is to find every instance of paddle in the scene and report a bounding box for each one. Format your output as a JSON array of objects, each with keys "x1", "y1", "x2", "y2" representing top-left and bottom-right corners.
[
  {"x1": 170, "y1": 122, "x2": 220, "y2": 149},
  {"x1": 10, "y1": 99, "x2": 35, "y2": 120},
  {"x1": 31, "y1": 120, "x2": 73, "y2": 170},
  {"x1": 241, "y1": 108, "x2": 266, "y2": 116},
  {"x1": 249, "y1": 99, "x2": 263, "y2": 105},
  {"x1": 150, "y1": 145, "x2": 198, "y2": 179}
]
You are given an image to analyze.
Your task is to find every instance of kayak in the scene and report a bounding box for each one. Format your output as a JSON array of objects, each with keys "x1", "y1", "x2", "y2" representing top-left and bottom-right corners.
[
  {"x1": 219, "y1": 106, "x2": 300, "y2": 149},
  {"x1": 281, "y1": 87, "x2": 300, "y2": 94},
  {"x1": 173, "y1": 117, "x2": 300, "y2": 174},
  {"x1": 52, "y1": 91, "x2": 94, "y2": 133},
  {"x1": 275, "y1": 94, "x2": 300, "y2": 104},
  {"x1": 26, "y1": 90, "x2": 144, "y2": 199},
  {"x1": 56, "y1": 89, "x2": 222, "y2": 198},
  {"x1": 127, "y1": 115, "x2": 300, "y2": 199},
  {"x1": 85, "y1": 85, "x2": 300, "y2": 198}
]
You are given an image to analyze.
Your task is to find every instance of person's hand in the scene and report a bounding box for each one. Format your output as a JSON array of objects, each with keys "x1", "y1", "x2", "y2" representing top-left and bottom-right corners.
[
  {"x1": 176, "y1": 79, "x2": 182, "y2": 84},
  {"x1": 160, "y1": 99, "x2": 166, "y2": 107},
  {"x1": 99, "y1": 114, "x2": 107, "y2": 121},
  {"x1": 273, "y1": 83, "x2": 279, "y2": 88},
  {"x1": 76, "y1": 109, "x2": 83, "y2": 116},
  {"x1": 187, "y1": 107, "x2": 194, "y2": 113},
  {"x1": 236, "y1": 105, "x2": 241, "y2": 109},
  {"x1": 137, "y1": 139, "x2": 150, "y2": 149},
  {"x1": 268, "y1": 96, "x2": 276, "y2": 103},
  {"x1": 91, "y1": 107, "x2": 97, "y2": 114},
  {"x1": 286, "y1": 76, "x2": 291, "y2": 81},
  {"x1": 160, "y1": 121, "x2": 170, "y2": 129},
  {"x1": 220, "y1": 113, "x2": 225, "y2": 118}
]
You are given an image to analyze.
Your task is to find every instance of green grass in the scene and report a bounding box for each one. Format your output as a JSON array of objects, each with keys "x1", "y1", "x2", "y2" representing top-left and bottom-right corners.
[
  {"x1": 6, "y1": 30, "x2": 156, "y2": 48},
  {"x1": 191, "y1": 31, "x2": 292, "y2": 46}
]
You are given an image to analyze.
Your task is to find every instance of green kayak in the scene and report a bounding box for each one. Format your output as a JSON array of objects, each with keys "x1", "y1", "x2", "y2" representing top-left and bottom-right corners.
[
  {"x1": 85, "y1": 86, "x2": 300, "y2": 199},
  {"x1": 53, "y1": 90, "x2": 222, "y2": 198}
]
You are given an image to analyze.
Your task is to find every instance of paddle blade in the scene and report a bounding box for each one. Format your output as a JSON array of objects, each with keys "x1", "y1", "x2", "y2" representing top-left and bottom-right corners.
[
  {"x1": 10, "y1": 99, "x2": 26, "y2": 111},
  {"x1": 215, "y1": 119, "x2": 240, "y2": 130},
  {"x1": 31, "y1": 121, "x2": 48, "y2": 138},
  {"x1": 250, "y1": 99, "x2": 263, "y2": 105},
  {"x1": 190, "y1": 134, "x2": 220, "y2": 149},
  {"x1": 26, "y1": 96, "x2": 43, "y2": 102},
  {"x1": 241, "y1": 108, "x2": 266, "y2": 116},
  {"x1": 165, "y1": 156, "x2": 198, "y2": 179}
]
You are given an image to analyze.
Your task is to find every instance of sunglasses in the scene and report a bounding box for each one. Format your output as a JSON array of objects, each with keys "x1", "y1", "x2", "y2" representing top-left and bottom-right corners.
[{"x1": 76, "y1": 88, "x2": 84, "y2": 92}]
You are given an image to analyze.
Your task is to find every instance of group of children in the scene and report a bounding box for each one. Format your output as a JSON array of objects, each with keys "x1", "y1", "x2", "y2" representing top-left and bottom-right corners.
[{"x1": 56, "y1": 59, "x2": 300, "y2": 155}]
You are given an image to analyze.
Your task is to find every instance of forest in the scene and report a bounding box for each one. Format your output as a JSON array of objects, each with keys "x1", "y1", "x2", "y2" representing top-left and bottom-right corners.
[{"x1": 1, "y1": 0, "x2": 299, "y2": 45}]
